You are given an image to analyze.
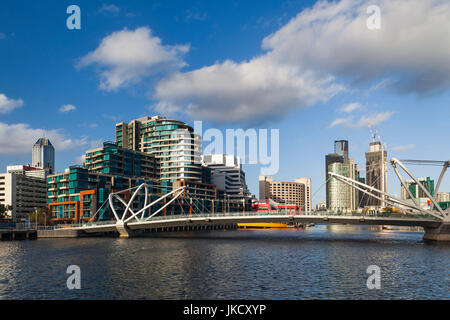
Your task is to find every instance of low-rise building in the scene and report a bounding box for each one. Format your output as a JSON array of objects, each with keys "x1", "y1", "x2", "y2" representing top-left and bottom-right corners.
[{"x1": 47, "y1": 166, "x2": 155, "y2": 223}]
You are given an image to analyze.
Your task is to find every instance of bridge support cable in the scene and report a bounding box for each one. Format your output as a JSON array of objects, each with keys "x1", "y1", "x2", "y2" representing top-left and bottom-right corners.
[
  {"x1": 435, "y1": 161, "x2": 449, "y2": 195},
  {"x1": 330, "y1": 173, "x2": 425, "y2": 215},
  {"x1": 328, "y1": 172, "x2": 444, "y2": 220},
  {"x1": 391, "y1": 162, "x2": 420, "y2": 208},
  {"x1": 390, "y1": 158, "x2": 446, "y2": 218}
]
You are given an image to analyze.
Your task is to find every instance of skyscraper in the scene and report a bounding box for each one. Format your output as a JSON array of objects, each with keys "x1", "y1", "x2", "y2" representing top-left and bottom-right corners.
[
  {"x1": 116, "y1": 116, "x2": 202, "y2": 183},
  {"x1": 32, "y1": 138, "x2": 55, "y2": 174},
  {"x1": 365, "y1": 141, "x2": 387, "y2": 207},
  {"x1": 325, "y1": 152, "x2": 344, "y2": 208},
  {"x1": 328, "y1": 158, "x2": 359, "y2": 212},
  {"x1": 334, "y1": 140, "x2": 349, "y2": 161}
]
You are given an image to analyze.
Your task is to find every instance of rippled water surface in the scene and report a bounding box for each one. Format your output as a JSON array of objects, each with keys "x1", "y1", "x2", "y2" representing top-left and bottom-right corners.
[{"x1": 0, "y1": 225, "x2": 449, "y2": 299}]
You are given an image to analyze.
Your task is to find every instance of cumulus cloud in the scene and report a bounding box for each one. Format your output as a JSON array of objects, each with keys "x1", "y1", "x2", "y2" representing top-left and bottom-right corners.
[
  {"x1": 0, "y1": 94, "x2": 24, "y2": 114},
  {"x1": 78, "y1": 27, "x2": 189, "y2": 91},
  {"x1": 153, "y1": 0, "x2": 450, "y2": 123},
  {"x1": 154, "y1": 56, "x2": 343, "y2": 123},
  {"x1": 59, "y1": 104, "x2": 76, "y2": 113},
  {"x1": 263, "y1": 0, "x2": 450, "y2": 93},
  {"x1": 0, "y1": 122, "x2": 88, "y2": 156}
]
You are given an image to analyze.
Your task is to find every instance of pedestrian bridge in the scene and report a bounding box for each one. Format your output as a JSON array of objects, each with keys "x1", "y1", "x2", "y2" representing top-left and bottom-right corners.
[
  {"x1": 43, "y1": 158, "x2": 450, "y2": 241},
  {"x1": 40, "y1": 210, "x2": 448, "y2": 241}
]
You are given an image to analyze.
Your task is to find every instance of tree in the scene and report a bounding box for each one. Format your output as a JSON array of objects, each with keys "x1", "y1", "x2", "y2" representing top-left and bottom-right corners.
[
  {"x1": 0, "y1": 204, "x2": 12, "y2": 219},
  {"x1": 27, "y1": 207, "x2": 52, "y2": 226}
]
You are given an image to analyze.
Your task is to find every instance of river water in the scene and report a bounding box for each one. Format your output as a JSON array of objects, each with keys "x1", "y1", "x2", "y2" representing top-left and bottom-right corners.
[{"x1": 0, "y1": 225, "x2": 448, "y2": 300}]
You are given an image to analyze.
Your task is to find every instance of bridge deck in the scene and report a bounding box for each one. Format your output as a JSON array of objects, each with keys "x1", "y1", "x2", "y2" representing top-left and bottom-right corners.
[{"x1": 74, "y1": 213, "x2": 441, "y2": 234}]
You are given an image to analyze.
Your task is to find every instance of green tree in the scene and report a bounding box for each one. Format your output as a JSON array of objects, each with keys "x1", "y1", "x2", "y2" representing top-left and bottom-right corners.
[
  {"x1": 0, "y1": 204, "x2": 12, "y2": 219},
  {"x1": 27, "y1": 207, "x2": 52, "y2": 226}
]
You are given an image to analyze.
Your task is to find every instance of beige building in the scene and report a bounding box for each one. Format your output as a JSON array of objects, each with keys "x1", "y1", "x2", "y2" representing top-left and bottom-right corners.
[
  {"x1": 259, "y1": 176, "x2": 311, "y2": 212},
  {"x1": 0, "y1": 172, "x2": 47, "y2": 221},
  {"x1": 436, "y1": 192, "x2": 450, "y2": 203},
  {"x1": 295, "y1": 177, "x2": 312, "y2": 212}
]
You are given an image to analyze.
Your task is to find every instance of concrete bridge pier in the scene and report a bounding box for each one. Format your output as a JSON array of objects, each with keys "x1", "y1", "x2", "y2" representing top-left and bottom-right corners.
[
  {"x1": 423, "y1": 223, "x2": 450, "y2": 241},
  {"x1": 116, "y1": 222, "x2": 131, "y2": 238}
]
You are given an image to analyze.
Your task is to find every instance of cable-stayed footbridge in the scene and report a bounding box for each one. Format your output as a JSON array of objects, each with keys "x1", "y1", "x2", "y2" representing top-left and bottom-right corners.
[{"x1": 41, "y1": 158, "x2": 450, "y2": 241}]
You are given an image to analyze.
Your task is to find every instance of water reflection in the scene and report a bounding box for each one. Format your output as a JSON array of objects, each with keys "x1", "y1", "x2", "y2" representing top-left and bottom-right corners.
[{"x1": 0, "y1": 226, "x2": 448, "y2": 299}]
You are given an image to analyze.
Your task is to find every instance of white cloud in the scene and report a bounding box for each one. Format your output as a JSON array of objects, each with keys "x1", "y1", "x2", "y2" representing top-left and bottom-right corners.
[
  {"x1": 356, "y1": 112, "x2": 394, "y2": 128},
  {"x1": 390, "y1": 144, "x2": 415, "y2": 152},
  {"x1": 78, "y1": 27, "x2": 189, "y2": 91},
  {"x1": 59, "y1": 104, "x2": 77, "y2": 113},
  {"x1": 99, "y1": 4, "x2": 120, "y2": 16},
  {"x1": 153, "y1": 0, "x2": 450, "y2": 123},
  {"x1": 74, "y1": 154, "x2": 86, "y2": 164},
  {"x1": 263, "y1": 0, "x2": 450, "y2": 93},
  {"x1": 154, "y1": 56, "x2": 344, "y2": 123},
  {"x1": 0, "y1": 94, "x2": 24, "y2": 114},
  {"x1": 329, "y1": 112, "x2": 394, "y2": 128},
  {"x1": 0, "y1": 122, "x2": 88, "y2": 156},
  {"x1": 339, "y1": 102, "x2": 363, "y2": 113},
  {"x1": 329, "y1": 116, "x2": 352, "y2": 128}
]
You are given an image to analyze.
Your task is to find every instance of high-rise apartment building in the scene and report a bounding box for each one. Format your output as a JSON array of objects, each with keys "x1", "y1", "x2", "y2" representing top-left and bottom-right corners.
[
  {"x1": 259, "y1": 176, "x2": 311, "y2": 211},
  {"x1": 116, "y1": 116, "x2": 202, "y2": 183},
  {"x1": 365, "y1": 141, "x2": 387, "y2": 207},
  {"x1": 0, "y1": 172, "x2": 47, "y2": 221},
  {"x1": 85, "y1": 142, "x2": 158, "y2": 180},
  {"x1": 202, "y1": 154, "x2": 251, "y2": 200},
  {"x1": 32, "y1": 138, "x2": 55, "y2": 174}
]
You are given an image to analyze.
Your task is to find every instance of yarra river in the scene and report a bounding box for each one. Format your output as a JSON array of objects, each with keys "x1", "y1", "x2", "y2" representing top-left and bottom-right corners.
[{"x1": 0, "y1": 225, "x2": 449, "y2": 299}]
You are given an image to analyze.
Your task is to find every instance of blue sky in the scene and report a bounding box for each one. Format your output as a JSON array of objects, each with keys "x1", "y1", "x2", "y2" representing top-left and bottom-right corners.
[{"x1": 1, "y1": 0, "x2": 449, "y2": 205}]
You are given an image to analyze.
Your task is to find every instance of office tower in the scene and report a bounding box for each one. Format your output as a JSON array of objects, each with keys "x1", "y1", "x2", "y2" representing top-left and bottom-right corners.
[
  {"x1": 295, "y1": 177, "x2": 312, "y2": 212},
  {"x1": 365, "y1": 141, "x2": 387, "y2": 207},
  {"x1": 334, "y1": 140, "x2": 349, "y2": 161},
  {"x1": 0, "y1": 171, "x2": 46, "y2": 221},
  {"x1": 202, "y1": 154, "x2": 251, "y2": 200},
  {"x1": 401, "y1": 177, "x2": 435, "y2": 200},
  {"x1": 85, "y1": 142, "x2": 158, "y2": 180},
  {"x1": 259, "y1": 175, "x2": 310, "y2": 211},
  {"x1": 32, "y1": 138, "x2": 55, "y2": 174},
  {"x1": 116, "y1": 116, "x2": 202, "y2": 183},
  {"x1": 328, "y1": 158, "x2": 359, "y2": 212},
  {"x1": 325, "y1": 153, "x2": 344, "y2": 208}
]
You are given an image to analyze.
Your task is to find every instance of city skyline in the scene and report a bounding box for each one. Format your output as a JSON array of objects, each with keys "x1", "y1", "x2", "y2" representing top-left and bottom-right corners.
[{"x1": 1, "y1": 0, "x2": 450, "y2": 205}]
